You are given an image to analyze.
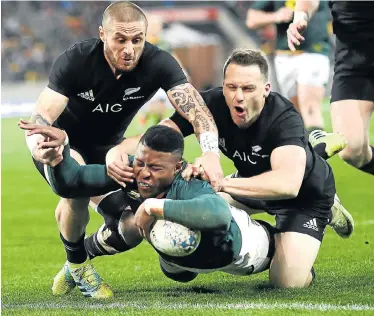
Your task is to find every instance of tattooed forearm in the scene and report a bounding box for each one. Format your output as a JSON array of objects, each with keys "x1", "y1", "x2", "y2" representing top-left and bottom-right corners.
[
  {"x1": 194, "y1": 110, "x2": 210, "y2": 132},
  {"x1": 168, "y1": 83, "x2": 217, "y2": 134},
  {"x1": 193, "y1": 90, "x2": 214, "y2": 120},
  {"x1": 171, "y1": 89, "x2": 195, "y2": 114},
  {"x1": 30, "y1": 113, "x2": 51, "y2": 126}
]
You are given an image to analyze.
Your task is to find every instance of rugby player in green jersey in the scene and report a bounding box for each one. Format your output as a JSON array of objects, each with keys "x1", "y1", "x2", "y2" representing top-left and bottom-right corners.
[{"x1": 19, "y1": 122, "x2": 277, "y2": 295}]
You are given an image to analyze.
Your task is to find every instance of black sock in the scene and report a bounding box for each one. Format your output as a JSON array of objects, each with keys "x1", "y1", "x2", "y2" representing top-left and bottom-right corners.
[
  {"x1": 60, "y1": 233, "x2": 88, "y2": 264},
  {"x1": 314, "y1": 143, "x2": 328, "y2": 160},
  {"x1": 84, "y1": 232, "x2": 111, "y2": 260},
  {"x1": 359, "y1": 146, "x2": 374, "y2": 175}
]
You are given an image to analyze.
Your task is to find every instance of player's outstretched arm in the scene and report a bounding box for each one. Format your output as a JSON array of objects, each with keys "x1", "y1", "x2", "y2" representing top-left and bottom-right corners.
[
  {"x1": 221, "y1": 145, "x2": 306, "y2": 200},
  {"x1": 138, "y1": 194, "x2": 232, "y2": 232},
  {"x1": 48, "y1": 144, "x2": 121, "y2": 198},
  {"x1": 26, "y1": 88, "x2": 69, "y2": 163},
  {"x1": 19, "y1": 121, "x2": 123, "y2": 198},
  {"x1": 167, "y1": 83, "x2": 223, "y2": 191}
]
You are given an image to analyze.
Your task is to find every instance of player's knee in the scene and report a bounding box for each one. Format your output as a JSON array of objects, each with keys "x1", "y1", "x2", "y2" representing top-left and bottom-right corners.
[
  {"x1": 55, "y1": 198, "x2": 90, "y2": 223},
  {"x1": 339, "y1": 144, "x2": 366, "y2": 167},
  {"x1": 269, "y1": 270, "x2": 312, "y2": 288},
  {"x1": 160, "y1": 265, "x2": 198, "y2": 283}
]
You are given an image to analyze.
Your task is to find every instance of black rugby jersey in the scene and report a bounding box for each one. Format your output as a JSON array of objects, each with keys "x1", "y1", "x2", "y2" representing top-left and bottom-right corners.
[
  {"x1": 329, "y1": 1, "x2": 374, "y2": 42},
  {"x1": 170, "y1": 88, "x2": 335, "y2": 209},
  {"x1": 48, "y1": 39, "x2": 187, "y2": 146}
]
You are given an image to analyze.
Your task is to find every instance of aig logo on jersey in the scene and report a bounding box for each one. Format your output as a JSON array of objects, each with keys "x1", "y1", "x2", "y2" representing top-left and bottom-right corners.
[
  {"x1": 232, "y1": 146, "x2": 269, "y2": 165},
  {"x1": 123, "y1": 87, "x2": 144, "y2": 101}
]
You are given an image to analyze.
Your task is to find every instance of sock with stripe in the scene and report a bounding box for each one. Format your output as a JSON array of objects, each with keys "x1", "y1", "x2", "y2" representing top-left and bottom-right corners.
[
  {"x1": 60, "y1": 233, "x2": 88, "y2": 264},
  {"x1": 84, "y1": 225, "x2": 132, "y2": 260},
  {"x1": 306, "y1": 126, "x2": 324, "y2": 134}
]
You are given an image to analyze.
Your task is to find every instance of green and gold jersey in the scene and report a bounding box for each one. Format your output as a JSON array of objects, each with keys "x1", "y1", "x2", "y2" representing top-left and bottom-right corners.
[
  {"x1": 251, "y1": 0, "x2": 330, "y2": 55},
  {"x1": 49, "y1": 150, "x2": 242, "y2": 270},
  {"x1": 159, "y1": 171, "x2": 242, "y2": 270}
]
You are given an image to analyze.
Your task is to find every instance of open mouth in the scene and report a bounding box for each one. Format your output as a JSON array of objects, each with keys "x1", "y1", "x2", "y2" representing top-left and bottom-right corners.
[
  {"x1": 233, "y1": 106, "x2": 246, "y2": 117},
  {"x1": 234, "y1": 106, "x2": 245, "y2": 113}
]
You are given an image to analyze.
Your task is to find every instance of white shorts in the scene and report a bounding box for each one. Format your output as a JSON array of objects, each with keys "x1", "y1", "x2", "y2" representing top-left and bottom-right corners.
[
  {"x1": 274, "y1": 53, "x2": 330, "y2": 99},
  {"x1": 160, "y1": 206, "x2": 272, "y2": 276}
]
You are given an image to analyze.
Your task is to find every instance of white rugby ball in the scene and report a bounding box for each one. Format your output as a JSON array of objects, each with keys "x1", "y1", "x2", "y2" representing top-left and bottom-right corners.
[{"x1": 149, "y1": 220, "x2": 201, "y2": 257}]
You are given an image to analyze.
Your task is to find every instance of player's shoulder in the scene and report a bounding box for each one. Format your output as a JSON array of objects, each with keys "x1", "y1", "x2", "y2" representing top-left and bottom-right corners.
[
  {"x1": 63, "y1": 38, "x2": 102, "y2": 60},
  {"x1": 140, "y1": 41, "x2": 174, "y2": 65},
  {"x1": 266, "y1": 92, "x2": 297, "y2": 114},
  {"x1": 200, "y1": 87, "x2": 227, "y2": 111},
  {"x1": 264, "y1": 92, "x2": 302, "y2": 125},
  {"x1": 168, "y1": 173, "x2": 215, "y2": 200}
]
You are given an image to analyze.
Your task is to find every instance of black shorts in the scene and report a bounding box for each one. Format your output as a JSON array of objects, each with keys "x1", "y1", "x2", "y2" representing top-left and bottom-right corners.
[
  {"x1": 229, "y1": 171, "x2": 333, "y2": 242},
  {"x1": 272, "y1": 206, "x2": 332, "y2": 242},
  {"x1": 331, "y1": 37, "x2": 374, "y2": 102}
]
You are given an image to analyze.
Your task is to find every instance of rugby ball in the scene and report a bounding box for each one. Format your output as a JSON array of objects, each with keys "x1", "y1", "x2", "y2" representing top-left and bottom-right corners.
[{"x1": 149, "y1": 220, "x2": 201, "y2": 257}]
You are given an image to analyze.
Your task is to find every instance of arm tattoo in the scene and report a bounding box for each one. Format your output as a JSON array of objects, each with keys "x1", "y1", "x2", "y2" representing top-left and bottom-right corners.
[
  {"x1": 193, "y1": 90, "x2": 214, "y2": 120},
  {"x1": 194, "y1": 109, "x2": 210, "y2": 132},
  {"x1": 170, "y1": 87, "x2": 196, "y2": 115},
  {"x1": 169, "y1": 84, "x2": 216, "y2": 133},
  {"x1": 30, "y1": 113, "x2": 51, "y2": 126}
]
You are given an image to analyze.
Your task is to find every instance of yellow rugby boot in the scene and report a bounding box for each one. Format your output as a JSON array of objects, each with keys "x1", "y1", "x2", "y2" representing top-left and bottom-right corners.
[
  {"x1": 52, "y1": 262, "x2": 76, "y2": 296},
  {"x1": 68, "y1": 258, "x2": 114, "y2": 299},
  {"x1": 309, "y1": 130, "x2": 347, "y2": 159}
]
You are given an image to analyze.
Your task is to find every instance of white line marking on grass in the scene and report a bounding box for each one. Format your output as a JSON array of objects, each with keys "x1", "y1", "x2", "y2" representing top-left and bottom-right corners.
[
  {"x1": 356, "y1": 220, "x2": 374, "y2": 226},
  {"x1": 3, "y1": 302, "x2": 374, "y2": 311}
]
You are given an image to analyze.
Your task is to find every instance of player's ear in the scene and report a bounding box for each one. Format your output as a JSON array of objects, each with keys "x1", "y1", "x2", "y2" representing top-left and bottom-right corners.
[
  {"x1": 99, "y1": 26, "x2": 106, "y2": 42},
  {"x1": 264, "y1": 81, "x2": 271, "y2": 97},
  {"x1": 175, "y1": 161, "x2": 183, "y2": 174}
]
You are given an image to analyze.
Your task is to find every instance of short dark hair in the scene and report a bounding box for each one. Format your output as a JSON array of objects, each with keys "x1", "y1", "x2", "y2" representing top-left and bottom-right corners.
[
  {"x1": 102, "y1": 1, "x2": 148, "y2": 30},
  {"x1": 139, "y1": 125, "x2": 184, "y2": 160},
  {"x1": 223, "y1": 48, "x2": 269, "y2": 80}
]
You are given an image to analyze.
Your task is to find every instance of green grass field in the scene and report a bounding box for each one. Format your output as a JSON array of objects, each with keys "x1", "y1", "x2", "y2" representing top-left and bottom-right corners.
[{"x1": 2, "y1": 110, "x2": 374, "y2": 315}]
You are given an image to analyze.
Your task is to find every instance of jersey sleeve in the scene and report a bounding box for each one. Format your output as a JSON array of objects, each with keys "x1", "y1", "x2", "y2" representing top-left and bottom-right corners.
[
  {"x1": 47, "y1": 144, "x2": 119, "y2": 198},
  {"x1": 250, "y1": 0, "x2": 274, "y2": 12},
  {"x1": 48, "y1": 46, "x2": 80, "y2": 97},
  {"x1": 169, "y1": 111, "x2": 194, "y2": 137},
  {"x1": 155, "y1": 50, "x2": 188, "y2": 92},
  {"x1": 268, "y1": 111, "x2": 307, "y2": 149},
  {"x1": 163, "y1": 179, "x2": 231, "y2": 231}
]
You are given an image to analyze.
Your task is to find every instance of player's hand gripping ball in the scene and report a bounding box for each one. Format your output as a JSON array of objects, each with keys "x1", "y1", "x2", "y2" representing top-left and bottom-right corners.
[{"x1": 149, "y1": 220, "x2": 201, "y2": 257}]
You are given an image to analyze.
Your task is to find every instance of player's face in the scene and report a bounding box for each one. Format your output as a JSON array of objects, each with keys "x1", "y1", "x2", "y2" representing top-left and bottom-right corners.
[
  {"x1": 100, "y1": 20, "x2": 146, "y2": 73},
  {"x1": 133, "y1": 144, "x2": 182, "y2": 199},
  {"x1": 223, "y1": 64, "x2": 270, "y2": 129}
]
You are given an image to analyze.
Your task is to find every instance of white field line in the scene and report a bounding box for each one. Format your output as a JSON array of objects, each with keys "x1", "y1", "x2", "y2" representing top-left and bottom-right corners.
[
  {"x1": 356, "y1": 220, "x2": 374, "y2": 226},
  {"x1": 3, "y1": 302, "x2": 374, "y2": 311}
]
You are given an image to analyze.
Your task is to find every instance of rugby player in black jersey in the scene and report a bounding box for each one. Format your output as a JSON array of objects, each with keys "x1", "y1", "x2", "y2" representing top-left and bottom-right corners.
[
  {"x1": 23, "y1": 1, "x2": 222, "y2": 299},
  {"x1": 164, "y1": 49, "x2": 354, "y2": 288},
  {"x1": 287, "y1": 0, "x2": 374, "y2": 176}
]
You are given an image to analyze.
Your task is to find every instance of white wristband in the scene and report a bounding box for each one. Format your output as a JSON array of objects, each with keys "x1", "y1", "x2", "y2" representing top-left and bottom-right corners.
[
  {"x1": 293, "y1": 11, "x2": 309, "y2": 23},
  {"x1": 144, "y1": 198, "x2": 169, "y2": 217},
  {"x1": 200, "y1": 132, "x2": 220, "y2": 156}
]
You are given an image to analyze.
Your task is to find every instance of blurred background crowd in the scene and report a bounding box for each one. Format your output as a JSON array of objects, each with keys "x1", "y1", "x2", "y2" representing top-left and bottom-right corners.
[
  {"x1": 1, "y1": 1, "x2": 256, "y2": 84},
  {"x1": 1, "y1": 1, "x2": 333, "y2": 125}
]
